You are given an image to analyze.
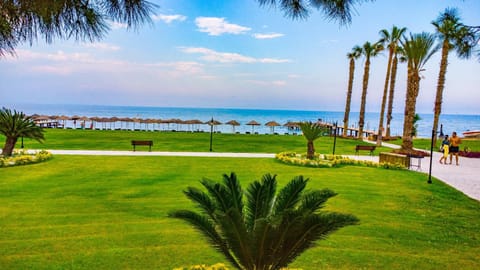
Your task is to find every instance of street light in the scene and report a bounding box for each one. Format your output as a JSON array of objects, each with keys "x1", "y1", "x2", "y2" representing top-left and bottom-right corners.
[
  {"x1": 332, "y1": 121, "x2": 338, "y2": 155},
  {"x1": 21, "y1": 136, "x2": 24, "y2": 149},
  {"x1": 428, "y1": 129, "x2": 435, "y2": 184},
  {"x1": 209, "y1": 117, "x2": 214, "y2": 152}
]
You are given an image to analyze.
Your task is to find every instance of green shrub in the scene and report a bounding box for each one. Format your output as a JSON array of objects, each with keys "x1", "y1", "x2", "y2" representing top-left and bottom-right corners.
[
  {"x1": 276, "y1": 152, "x2": 405, "y2": 170},
  {"x1": 0, "y1": 150, "x2": 52, "y2": 168}
]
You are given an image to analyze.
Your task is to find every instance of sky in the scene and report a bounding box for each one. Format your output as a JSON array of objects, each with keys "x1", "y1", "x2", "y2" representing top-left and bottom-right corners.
[{"x1": 1, "y1": 0, "x2": 479, "y2": 114}]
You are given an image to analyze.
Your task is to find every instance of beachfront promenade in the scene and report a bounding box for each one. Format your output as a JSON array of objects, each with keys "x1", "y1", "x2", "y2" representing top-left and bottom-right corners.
[{"x1": 43, "y1": 142, "x2": 480, "y2": 201}]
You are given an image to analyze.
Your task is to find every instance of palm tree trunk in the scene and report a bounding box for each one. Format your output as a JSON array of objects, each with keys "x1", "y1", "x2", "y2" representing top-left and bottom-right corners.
[
  {"x1": 343, "y1": 58, "x2": 355, "y2": 137},
  {"x1": 385, "y1": 55, "x2": 399, "y2": 138},
  {"x1": 432, "y1": 39, "x2": 450, "y2": 145},
  {"x1": 401, "y1": 70, "x2": 420, "y2": 151},
  {"x1": 2, "y1": 137, "x2": 18, "y2": 157},
  {"x1": 306, "y1": 141, "x2": 315, "y2": 160},
  {"x1": 376, "y1": 48, "x2": 394, "y2": 146},
  {"x1": 358, "y1": 58, "x2": 370, "y2": 139}
]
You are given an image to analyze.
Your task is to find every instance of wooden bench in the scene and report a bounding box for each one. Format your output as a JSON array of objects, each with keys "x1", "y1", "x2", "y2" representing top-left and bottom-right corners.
[
  {"x1": 355, "y1": 145, "x2": 376, "y2": 155},
  {"x1": 131, "y1": 140, "x2": 153, "y2": 152}
]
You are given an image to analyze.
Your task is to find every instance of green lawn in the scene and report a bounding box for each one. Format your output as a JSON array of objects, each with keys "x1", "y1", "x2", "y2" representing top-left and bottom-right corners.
[
  {"x1": 8, "y1": 128, "x2": 392, "y2": 155},
  {"x1": 1, "y1": 156, "x2": 479, "y2": 269}
]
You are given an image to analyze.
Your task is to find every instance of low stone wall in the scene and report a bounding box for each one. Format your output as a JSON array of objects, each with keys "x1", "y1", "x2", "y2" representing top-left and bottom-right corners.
[{"x1": 379, "y1": 152, "x2": 409, "y2": 168}]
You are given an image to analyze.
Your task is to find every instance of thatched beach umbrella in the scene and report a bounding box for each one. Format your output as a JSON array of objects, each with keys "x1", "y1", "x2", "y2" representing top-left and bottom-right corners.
[
  {"x1": 246, "y1": 120, "x2": 261, "y2": 133},
  {"x1": 226, "y1": 120, "x2": 240, "y2": 133},
  {"x1": 265, "y1": 121, "x2": 281, "y2": 134}
]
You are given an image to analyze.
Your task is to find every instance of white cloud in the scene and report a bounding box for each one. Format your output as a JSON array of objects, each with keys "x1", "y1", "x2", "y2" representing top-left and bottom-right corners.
[
  {"x1": 8, "y1": 49, "x2": 205, "y2": 78},
  {"x1": 109, "y1": 21, "x2": 128, "y2": 29},
  {"x1": 195, "y1": 17, "x2": 251, "y2": 36},
  {"x1": 83, "y1": 42, "x2": 120, "y2": 51},
  {"x1": 152, "y1": 14, "x2": 187, "y2": 24},
  {"x1": 179, "y1": 47, "x2": 290, "y2": 64},
  {"x1": 252, "y1": 33, "x2": 284, "y2": 39},
  {"x1": 247, "y1": 80, "x2": 287, "y2": 86}
]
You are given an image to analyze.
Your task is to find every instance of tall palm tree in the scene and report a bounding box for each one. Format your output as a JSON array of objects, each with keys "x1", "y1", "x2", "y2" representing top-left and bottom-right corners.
[
  {"x1": 385, "y1": 45, "x2": 406, "y2": 138},
  {"x1": 169, "y1": 172, "x2": 358, "y2": 270},
  {"x1": 431, "y1": 8, "x2": 475, "y2": 144},
  {"x1": 342, "y1": 46, "x2": 362, "y2": 137},
  {"x1": 0, "y1": 0, "x2": 156, "y2": 57},
  {"x1": 256, "y1": 0, "x2": 370, "y2": 23},
  {"x1": 0, "y1": 108, "x2": 44, "y2": 156},
  {"x1": 400, "y1": 33, "x2": 438, "y2": 151},
  {"x1": 358, "y1": 41, "x2": 383, "y2": 139},
  {"x1": 376, "y1": 26, "x2": 407, "y2": 145},
  {"x1": 299, "y1": 122, "x2": 326, "y2": 159}
]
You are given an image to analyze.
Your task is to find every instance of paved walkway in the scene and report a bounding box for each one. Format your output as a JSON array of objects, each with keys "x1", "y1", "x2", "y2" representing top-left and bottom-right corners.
[{"x1": 39, "y1": 146, "x2": 480, "y2": 201}]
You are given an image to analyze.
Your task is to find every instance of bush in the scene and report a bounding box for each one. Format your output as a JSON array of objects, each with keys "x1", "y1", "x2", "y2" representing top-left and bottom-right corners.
[
  {"x1": 276, "y1": 152, "x2": 405, "y2": 170},
  {"x1": 0, "y1": 150, "x2": 52, "y2": 168}
]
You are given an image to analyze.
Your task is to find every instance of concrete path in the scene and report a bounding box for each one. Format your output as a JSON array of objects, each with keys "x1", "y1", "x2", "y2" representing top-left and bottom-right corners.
[
  {"x1": 35, "y1": 146, "x2": 480, "y2": 201},
  {"x1": 361, "y1": 140, "x2": 480, "y2": 201}
]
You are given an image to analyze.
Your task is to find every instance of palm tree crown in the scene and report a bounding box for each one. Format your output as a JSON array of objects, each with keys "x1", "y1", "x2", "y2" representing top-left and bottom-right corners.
[
  {"x1": 256, "y1": 0, "x2": 370, "y2": 24},
  {"x1": 0, "y1": 108, "x2": 44, "y2": 156},
  {"x1": 169, "y1": 172, "x2": 358, "y2": 270},
  {"x1": 0, "y1": 0, "x2": 157, "y2": 57},
  {"x1": 299, "y1": 122, "x2": 326, "y2": 159}
]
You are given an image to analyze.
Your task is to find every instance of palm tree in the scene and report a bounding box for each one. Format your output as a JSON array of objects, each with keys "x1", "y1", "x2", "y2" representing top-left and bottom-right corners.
[
  {"x1": 256, "y1": 0, "x2": 369, "y2": 24},
  {"x1": 376, "y1": 26, "x2": 407, "y2": 145},
  {"x1": 342, "y1": 46, "x2": 362, "y2": 137},
  {"x1": 358, "y1": 41, "x2": 383, "y2": 139},
  {"x1": 431, "y1": 8, "x2": 475, "y2": 145},
  {"x1": 0, "y1": 108, "x2": 44, "y2": 156},
  {"x1": 299, "y1": 122, "x2": 326, "y2": 159},
  {"x1": 385, "y1": 46, "x2": 406, "y2": 138},
  {"x1": 169, "y1": 172, "x2": 358, "y2": 270},
  {"x1": 400, "y1": 33, "x2": 438, "y2": 151},
  {"x1": 0, "y1": 0, "x2": 156, "y2": 57}
]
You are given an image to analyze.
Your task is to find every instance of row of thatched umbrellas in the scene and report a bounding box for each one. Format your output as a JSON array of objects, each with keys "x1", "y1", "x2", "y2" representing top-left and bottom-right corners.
[{"x1": 31, "y1": 114, "x2": 301, "y2": 133}]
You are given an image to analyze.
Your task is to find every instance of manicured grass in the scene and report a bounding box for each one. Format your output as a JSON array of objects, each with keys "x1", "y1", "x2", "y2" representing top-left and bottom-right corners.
[
  {"x1": 1, "y1": 156, "x2": 479, "y2": 269},
  {"x1": 6, "y1": 128, "x2": 392, "y2": 155}
]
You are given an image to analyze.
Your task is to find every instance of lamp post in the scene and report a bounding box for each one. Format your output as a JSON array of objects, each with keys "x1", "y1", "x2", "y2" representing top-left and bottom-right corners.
[
  {"x1": 21, "y1": 136, "x2": 24, "y2": 149},
  {"x1": 428, "y1": 129, "x2": 435, "y2": 184},
  {"x1": 332, "y1": 121, "x2": 338, "y2": 155},
  {"x1": 209, "y1": 117, "x2": 214, "y2": 152}
]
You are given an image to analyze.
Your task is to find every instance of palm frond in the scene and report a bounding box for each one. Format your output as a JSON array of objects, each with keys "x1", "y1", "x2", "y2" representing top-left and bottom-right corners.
[
  {"x1": 274, "y1": 212, "x2": 359, "y2": 268},
  {"x1": 297, "y1": 189, "x2": 337, "y2": 214},
  {"x1": 273, "y1": 175, "x2": 308, "y2": 216},
  {"x1": 168, "y1": 210, "x2": 241, "y2": 269},
  {"x1": 183, "y1": 187, "x2": 217, "y2": 219},
  {"x1": 245, "y1": 173, "x2": 277, "y2": 231},
  {"x1": 222, "y1": 172, "x2": 244, "y2": 215},
  {"x1": 217, "y1": 208, "x2": 254, "y2": 269},
  {"x1": 200, "y1": 178, "x2": 233, "y2": 213}
]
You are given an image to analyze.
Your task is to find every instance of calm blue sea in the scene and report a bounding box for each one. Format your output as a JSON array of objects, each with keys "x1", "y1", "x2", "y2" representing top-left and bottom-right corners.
[{"x1": 7, "y1": 103, "x2": 480, "y2": 138}]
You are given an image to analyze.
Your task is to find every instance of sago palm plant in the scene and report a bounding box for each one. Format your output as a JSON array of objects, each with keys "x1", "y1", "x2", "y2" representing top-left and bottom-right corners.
[
  {"x1": 298, "y1": 122, "x2": 326, "y2": 160},
  {"x1": 169, "y1": 172, "x2": 358, "y2": 270},
  {"x1": 0, "y1": 108, "x2": 44, "y2": 156}
]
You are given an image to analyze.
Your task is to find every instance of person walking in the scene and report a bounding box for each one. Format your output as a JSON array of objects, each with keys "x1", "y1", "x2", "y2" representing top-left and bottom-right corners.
[
  {"x1": 439, "y1": 135, "x2": 450, "y2": 164},
  {"x1": 449, "y1": 131, "x2": 462, "y2": 165}
]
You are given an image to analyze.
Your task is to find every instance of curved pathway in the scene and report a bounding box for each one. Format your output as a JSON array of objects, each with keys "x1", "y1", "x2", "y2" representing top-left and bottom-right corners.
[{"x1": 38, "y1": 148, "x2": 480, "y2": 201}]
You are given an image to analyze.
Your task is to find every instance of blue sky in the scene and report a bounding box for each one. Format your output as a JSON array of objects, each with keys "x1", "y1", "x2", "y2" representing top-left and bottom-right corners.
[{"x1": 1, "y1": 0, "x2": 479, "y2": 114}]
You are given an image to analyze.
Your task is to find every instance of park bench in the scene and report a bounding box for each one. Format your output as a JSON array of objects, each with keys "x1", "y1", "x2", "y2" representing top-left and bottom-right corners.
[
  {"x1": 131, "y1": 140, "x2": 153, "y2": 152},
  {"x1": 355, "y1": 145, "x2": 376, "y2": 155}
]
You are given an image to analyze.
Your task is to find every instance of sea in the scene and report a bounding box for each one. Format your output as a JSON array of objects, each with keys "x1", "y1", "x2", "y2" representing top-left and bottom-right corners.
[{"x1": 6, "y1": 103, "x2": 480, "y2": 138}]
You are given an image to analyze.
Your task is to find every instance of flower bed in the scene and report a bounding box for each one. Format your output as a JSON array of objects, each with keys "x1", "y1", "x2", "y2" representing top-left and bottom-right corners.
[
  {"x1": 0, "y1": 150, "x2": 52, "y2": 167},
  {"x1": 276, "y1": 152, "x2": 405, "y2": 170}
]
